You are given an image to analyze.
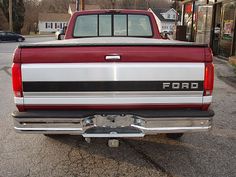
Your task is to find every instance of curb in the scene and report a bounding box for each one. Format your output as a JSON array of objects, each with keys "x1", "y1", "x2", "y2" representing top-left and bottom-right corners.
[
  {"x1": 214, "y1": 57, "x2": 236, "y2": 89},
  {"x1": 214, "y1": 57, "x2": 228, "y2": 64},
  {"x1": 214, "y1": 57, "x2": 235, "y2": 72},
  {"x1": 24, "y1": 35, "x2": 54, "y2": 38}
]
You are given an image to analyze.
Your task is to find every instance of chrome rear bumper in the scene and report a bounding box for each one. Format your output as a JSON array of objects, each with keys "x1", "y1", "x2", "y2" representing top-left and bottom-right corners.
[{"x1": 12, "y1": 109, "x2": 214, "y2": 138}]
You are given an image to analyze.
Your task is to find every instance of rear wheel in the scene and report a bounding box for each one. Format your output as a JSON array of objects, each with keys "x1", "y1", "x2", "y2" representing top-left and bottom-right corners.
[
  {"x1": 43, "y1": 134, "x2": 66, "y2": 138},
  {"x1": 166, "y1": 133, "x2": 184, "y2": 140},
  {"x1": 17, "y1": 38, "x2": 23, "y2": 42}
]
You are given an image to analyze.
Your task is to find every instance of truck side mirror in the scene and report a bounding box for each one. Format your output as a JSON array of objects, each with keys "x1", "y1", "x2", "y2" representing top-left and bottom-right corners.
[
  {"x1": 60, "y1": 34, "x2": 65, "y2": 40},
  {"x1": 160, "y1": 32, "x2": 169, "y2": 39},
  {"x1": 63, "y1": 26, "x2": 68, "y2": 33}
]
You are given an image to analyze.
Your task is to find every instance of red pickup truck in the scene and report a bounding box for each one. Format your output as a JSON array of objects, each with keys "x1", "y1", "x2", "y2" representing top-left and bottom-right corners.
[{"x1": 12, "y1": 9, "x2": 214, "y2": 141}]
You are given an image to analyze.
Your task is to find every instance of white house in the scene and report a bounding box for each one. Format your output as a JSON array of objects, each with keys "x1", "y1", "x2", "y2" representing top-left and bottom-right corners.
[
  {"x1": 150, "y1": 8, "x2": 180, "y2": 33},
  {"x1": 38, "y1": 13, "x2": 71, "y2": 34}
]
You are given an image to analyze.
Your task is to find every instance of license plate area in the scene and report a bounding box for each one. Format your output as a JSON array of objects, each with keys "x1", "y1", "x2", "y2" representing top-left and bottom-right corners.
[
  {"x1": 82, "y1": 115, "x2": 144, "y2": 137},
  {"x1": 93, "y1": 115, "x2": 136, "y2": 127},
  {"x1": 83, "y1": 126, "x2": 144, "y2": 138}
]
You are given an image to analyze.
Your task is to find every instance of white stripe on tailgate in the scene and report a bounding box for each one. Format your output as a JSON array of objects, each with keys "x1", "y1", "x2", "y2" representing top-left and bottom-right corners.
[
  {"x1": 23, "y1": 96, "x2": 202, "y2": 105},
  {"x1": 22, "y1": 63, "x2": 204, "y2": 81},
  {"x1": 23, "y1": 91, "x2": 203, "y2": 97}
]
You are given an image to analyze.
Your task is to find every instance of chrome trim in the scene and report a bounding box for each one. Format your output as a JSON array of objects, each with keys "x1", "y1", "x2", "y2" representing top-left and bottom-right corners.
[
  {"x1": 23, "y1": 91, "x2": 203, "y2": 97},
  {"x1": 131, "y1": 125, "x2": 210, "y2": 131},
  {"x1": 14, "y1": 115, "x2": 212, "y2": 137},
  {"x1": 14, "y1": 127, "x2": 83, "y2": 131},
  {"x1": 14, "y1": 97, "x2": 23, "y2": 104},
  {"x1": 21, "y1": 91, "x2": 205, "y2": 106},
  {"x1": 105, "y1": 55, "x2": 121, "y2": 60},
  {"x1": 83, "y1": 133, "x2": 144, "y2": 138},
  {"x1": 22, "y1": 97, "x2": 203, "y2": 105},
  {"x1": 203, "y1": 96, "x2": 212, "y2": 104}
]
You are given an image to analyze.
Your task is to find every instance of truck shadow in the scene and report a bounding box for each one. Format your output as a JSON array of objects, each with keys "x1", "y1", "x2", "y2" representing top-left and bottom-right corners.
[{"x1": 45, "y1": 134, "x2": 205, "y2": 176}]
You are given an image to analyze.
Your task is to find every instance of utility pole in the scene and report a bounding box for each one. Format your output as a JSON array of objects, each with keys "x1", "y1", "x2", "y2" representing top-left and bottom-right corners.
[
  {"x1": 146, "y1": 0, "x2": 150, "y2": 9},
  {"x1": 76, "y1": 0, "x2": 79, "y2": 11},
  {"x1": 9, "y1": 0, "x2": 13, "y2": 32},
  {"x1": 175, "y1": 0, "x2": 178, "y2": 26},
  {"x1": 76, "y1": 0, "x2": 85, "y2": 11},
  {"x1": 80, "y1": 0, "x2": 85, "y2": 11}
]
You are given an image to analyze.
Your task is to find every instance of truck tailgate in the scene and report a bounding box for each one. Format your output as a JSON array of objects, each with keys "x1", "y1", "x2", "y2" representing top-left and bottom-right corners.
[{"x1": 14, "y1": 38, "x2": 213, "y2": 111}]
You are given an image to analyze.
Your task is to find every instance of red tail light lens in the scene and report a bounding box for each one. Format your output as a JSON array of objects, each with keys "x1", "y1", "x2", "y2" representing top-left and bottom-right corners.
[
  {"x1": 12, "y1": 63, "x2": 23, "y2": 97},
  {"x1": 204, "y1": 63, "x2": 214, "y2": 96}
]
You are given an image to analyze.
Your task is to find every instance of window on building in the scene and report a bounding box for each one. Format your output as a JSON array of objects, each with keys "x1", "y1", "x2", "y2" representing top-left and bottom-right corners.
[
  {"x1": 51, "y1": 23, "x2": 53, "y2": 29},
  {"x1": 46, "y1": 22, "x2": 52, "y2": 29},
  {"x1": 173, "y1": 14, "x2": 176, "y2": 19},
  {"x1": 167, "y1": 14, "x2": 170, "y2": 19}
]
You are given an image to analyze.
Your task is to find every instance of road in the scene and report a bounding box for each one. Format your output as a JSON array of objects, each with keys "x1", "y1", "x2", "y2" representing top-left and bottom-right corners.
[{"x1": 0, "y1": 37, "x2": 235, "y2": 177}]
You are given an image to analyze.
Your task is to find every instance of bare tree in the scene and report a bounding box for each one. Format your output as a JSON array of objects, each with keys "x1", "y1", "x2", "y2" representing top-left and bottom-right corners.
[
  {"x1": 149, "y1": 0, "x2": 172, "y2": 9},
  {"x1": 0, "y1": 9, "x2": 9, "y2": 30},
  {"x1": 96, "y1": 0, "x2": 172, "y2": 10},
  {"x1": 22, "y1": 0, "x2": 39, "y2": 34},
  {"x1": 22, "y1": 0, "x2": 74, "y2": 34},
  {"x1": 39, "y1": 0, "x2": 74, "y2": 13}
]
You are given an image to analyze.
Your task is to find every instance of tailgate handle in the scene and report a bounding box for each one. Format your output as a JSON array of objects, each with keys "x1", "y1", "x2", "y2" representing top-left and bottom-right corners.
[{"x1": 105, "y1": 55, "x2": 121, "y2": 60}]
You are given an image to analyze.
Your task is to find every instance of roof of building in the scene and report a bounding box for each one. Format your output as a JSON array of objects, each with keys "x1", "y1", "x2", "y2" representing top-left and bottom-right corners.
[
  {"x1": 152, "y1": 8, "x2": 177, "y2": 22},
  {"x1": 155, "y1": 8, "x2": 170, "y2": 14},
  {"x1": 38, "y1": 13, "x2": 71, "y2": 22}
]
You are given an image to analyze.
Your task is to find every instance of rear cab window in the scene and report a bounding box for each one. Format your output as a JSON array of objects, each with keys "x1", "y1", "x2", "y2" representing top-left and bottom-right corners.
[{"x1": 73, "y1": 14, "x2": 153, "y2": 37}]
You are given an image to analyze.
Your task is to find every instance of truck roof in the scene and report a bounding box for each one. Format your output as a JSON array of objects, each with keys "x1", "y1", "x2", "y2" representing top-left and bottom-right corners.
[{"x1": 72, "y1": 9, "x2": 153, "y2": 16}]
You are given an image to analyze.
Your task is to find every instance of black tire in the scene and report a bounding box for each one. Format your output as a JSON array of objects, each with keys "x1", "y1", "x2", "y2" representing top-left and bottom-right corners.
[
  {"x1": 166, "y1": 133, "x2": 184, "y2": 139},
  {"x1": 58, "y1": 34, "x2": 61, "y2": 40},
  {"x1": 43, "y1": 134, "x2": 65, "y2": 138},
  {"x1": 17, "y1": 37, "x2": 23, "y2": 42}
]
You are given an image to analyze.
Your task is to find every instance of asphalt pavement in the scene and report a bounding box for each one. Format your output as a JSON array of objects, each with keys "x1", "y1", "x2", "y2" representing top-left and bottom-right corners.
[{"x1": 0, "y1": 37, "x2": 235, "y2": 177}]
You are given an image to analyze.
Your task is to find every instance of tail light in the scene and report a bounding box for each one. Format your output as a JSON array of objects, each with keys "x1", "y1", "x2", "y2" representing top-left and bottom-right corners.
[
  {"x1": 12, "y1": 63, "x2": 23, "y2": 97},
  {"x1": 204, "y1": 63, "x2": 214, "y2": 96}
]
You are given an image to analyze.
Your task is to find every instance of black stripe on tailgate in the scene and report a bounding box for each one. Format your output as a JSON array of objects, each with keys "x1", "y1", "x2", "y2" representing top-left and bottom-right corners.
[{"x1": 23, "y1": 81, "x2": 203, "y2": 92}]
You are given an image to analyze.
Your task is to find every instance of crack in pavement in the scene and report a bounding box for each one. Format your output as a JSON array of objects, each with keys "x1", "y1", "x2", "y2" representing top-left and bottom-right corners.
[
  {"x1": 122, "y1": 139, "x2": 173, "y2": 177},
  {"x1": 0, "y1": 66, "x2": 11, "y2": 76}
]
